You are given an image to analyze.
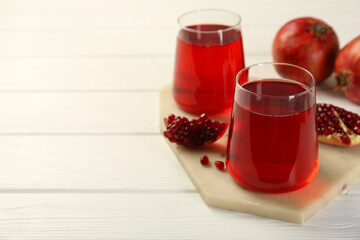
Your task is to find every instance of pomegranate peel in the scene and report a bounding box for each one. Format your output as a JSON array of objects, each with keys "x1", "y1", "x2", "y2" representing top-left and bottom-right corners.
[
  {"x1": 316, "y1": 103, "x2": 360, "y2": 147},
  {"x1": 163, "y1": 113, "x2": 228, "y2": 147}
]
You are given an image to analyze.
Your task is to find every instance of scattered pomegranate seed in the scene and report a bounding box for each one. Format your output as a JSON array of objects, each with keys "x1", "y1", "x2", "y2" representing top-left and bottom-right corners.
[
  {"x1": 214, "y1": 161, "x2": 225, "y2": 171},
  {"x1": 200, "y1": 155, "x2": 210, "y2": 166},
  {"x1": 163, "y1": 113, "x2": 228, "y2": 147},
  {"x1": 316, "y1": 103, "x2": 360, "y2": 146}
]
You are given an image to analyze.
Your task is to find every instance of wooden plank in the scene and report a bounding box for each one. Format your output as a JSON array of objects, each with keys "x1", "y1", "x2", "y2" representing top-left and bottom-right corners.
[
  {"x1": 0, "y1": 0, "x2": 358, "y2": 57},
  {"x1": 0, "y1": 27, "x2": 175, "y2": 56},
  {"x1": 0, "y1": 134, "x2": 357, "y2": 194},
  {"x1": 0, "y1": 135, "x2": 193, "y2": 190},
  {"x1": 0, "y1": 0, "x2": 358, "y2": 28},
  {"x1": 0, "y1": 26, "x2": 356, "y2": 57},
  {"x1": 0, "y1": 82, "x2": 358, "y2": 134},
  {"x1": 0, "y1": 91, "x2": 158, "y2": 133},
  {"x1": 0, "y1": 56, "x2": 174, "y2": 91},
  {"x1": 0, "y1": 24, "x2": 356, "y2": 57},
  {"x1": 0, "y1": 55, "x2": 271, "y2": 91},
  {"x1": 0, "y1": 193, "x2": 358, "y2": 239}
]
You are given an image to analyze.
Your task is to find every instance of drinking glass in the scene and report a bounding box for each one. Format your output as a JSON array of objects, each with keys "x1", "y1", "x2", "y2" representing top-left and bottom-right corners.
[
  {"x1": 173, "y1": 9, "x2": 245, "y2": 114},
  {"x1": 226, "y1": 63, "x2": 319, "y2": 193}
]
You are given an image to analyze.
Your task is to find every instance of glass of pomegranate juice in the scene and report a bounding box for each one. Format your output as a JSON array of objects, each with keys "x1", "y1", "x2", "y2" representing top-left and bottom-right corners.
[
  {"x1": 226, "y1": 63, "x2": 319, "y2": 193},
  {"x1": 173, "y1": 9, "x2": 245, "y2": 114}
]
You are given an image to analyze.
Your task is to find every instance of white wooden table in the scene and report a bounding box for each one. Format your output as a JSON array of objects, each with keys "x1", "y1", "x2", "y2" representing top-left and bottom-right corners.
[{"x1": 0, "y1": 0, "x2": 360, "y2": 239}]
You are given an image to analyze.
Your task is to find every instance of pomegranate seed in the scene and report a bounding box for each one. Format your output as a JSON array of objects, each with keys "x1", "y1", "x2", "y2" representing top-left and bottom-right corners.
[
  {"x1": 200, "y1": 155, "x2": 210, "y2": 166},
  {"x1": 340, "y1": 134, "x2": 351, "y2": 145},
  {"x1": 168, "y1": 114, "x2": 175, "y2": 123},
  {"x1": 322, "y1": 128, "x2": 329, "y2": 136},
  {"x1": 328, "y1": 126, "x2": 335, "y2": 134},
  {"x1": 214, "y1": 161, "x2": 225, "y2": 171},
  {"x1": 163, "y1": 114, "x2": 228, "y2": 147},
  {"x1": 354, "y1": 127, "x2": 360, "y2": 134}
]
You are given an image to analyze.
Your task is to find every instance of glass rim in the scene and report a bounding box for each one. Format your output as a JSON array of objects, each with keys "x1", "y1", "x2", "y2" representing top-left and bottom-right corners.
[
  {"x1": 236, "y1": 62, "x2": 316, "y2": 99},
  {"x1": 177, "y1": 9, "x2": 241, "y2": 34}
]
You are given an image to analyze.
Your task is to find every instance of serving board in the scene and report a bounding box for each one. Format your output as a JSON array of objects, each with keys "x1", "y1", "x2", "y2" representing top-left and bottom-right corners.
[{"x1": 159, "y1": 83, "x2": 360, "y2": 224}]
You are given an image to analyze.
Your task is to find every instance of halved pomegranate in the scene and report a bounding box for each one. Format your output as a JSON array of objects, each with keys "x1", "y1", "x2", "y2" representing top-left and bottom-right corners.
[
  {"x1": 163, "y1": 113, "x2": 228, "y2": 147},
  {"x1": 316, "y1": 103, "x2": 360, "y2": 147}
]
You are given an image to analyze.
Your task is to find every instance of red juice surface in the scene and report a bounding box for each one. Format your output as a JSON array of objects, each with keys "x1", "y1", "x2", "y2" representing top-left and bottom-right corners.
[
  {"x1": 226, "y1": 80, "x2": 319, "y2": 193},
  {"x1": 173, "y1": 24, "x2": 245, "y2": 114}
]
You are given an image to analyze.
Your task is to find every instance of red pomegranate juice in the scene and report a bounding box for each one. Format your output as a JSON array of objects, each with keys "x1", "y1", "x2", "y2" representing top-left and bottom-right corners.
[
  {"x1": 226, "y1": 80, "x2": 319, "y2": 193},
  {"x1": 173, "y1": 24, "x2": 245, "y2": 114}
]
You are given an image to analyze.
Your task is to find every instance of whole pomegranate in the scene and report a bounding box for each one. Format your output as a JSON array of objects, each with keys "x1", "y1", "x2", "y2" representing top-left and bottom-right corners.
[
  {"x1": 273, "y1": 17, "x2": 339, "y2": 83},
  {"x1": 334, "y1": 35, "x2": 360, "y2": 104}
]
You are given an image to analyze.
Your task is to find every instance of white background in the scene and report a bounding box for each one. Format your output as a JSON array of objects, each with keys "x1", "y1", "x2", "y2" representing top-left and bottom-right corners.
[{"x1": 0, "y1": 0, "x2": 359, "y2": 239}]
